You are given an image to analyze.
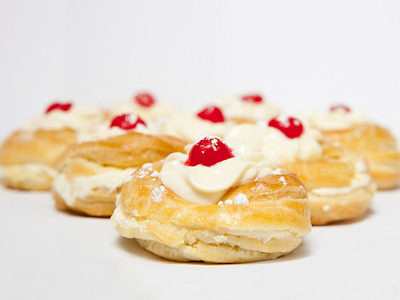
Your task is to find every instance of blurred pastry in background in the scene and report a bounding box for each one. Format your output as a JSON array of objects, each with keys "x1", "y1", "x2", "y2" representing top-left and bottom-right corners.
[
  {"x1": 301, "y1": 104, "x2": 400, "y2": 190},
  {"x1": 215, "y1": 93, "x2": 280, "y2": 123},
  {"x1": 52, "y1": 113, "x2": 186, "y2": 216},
  {"x1": 163, "y1": 105, "x2": 235, "y2": 142},
  {"x1": 224, "y1": 115, "x2": 375, "y2": 225},
  {"x1": 0, "y1": 102, "x2": 104, "y2": 191},
  {"x1": 112, "y1": 136, "x2": 311, "y2": 263},
  {"x1": 109, "y1": 92, "x2": 175, "y2": 123}
]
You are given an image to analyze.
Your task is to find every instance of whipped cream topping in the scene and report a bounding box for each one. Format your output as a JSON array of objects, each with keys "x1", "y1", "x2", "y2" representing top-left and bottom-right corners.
[
  {"x1": 216, "y1": 95, "x2": 281, "y2": 121},
  {"x1": 110, "y1": 100, "x2": 175, "y2": 122},
  {"x1": 159, "y1": 149, "x2": 276, "y2": 205},
  {"x1": 163, "y1": 113, "x2": 235, "y2": 142},
  {"x1": 22, "y1": 106, "x2": 104, "y2": 132},
  {"x1": 300, "y1": 109, "x2": 366, "y2": 131},
  {"x1": 76, "y1": 117, "x2": 159, "y2": 142},
  {"x1": 224, "y1": 123, "x2": 322, "y2": 164},
  {"x1": 53, "y1": 168, "x2": 136, "y2": 206}
]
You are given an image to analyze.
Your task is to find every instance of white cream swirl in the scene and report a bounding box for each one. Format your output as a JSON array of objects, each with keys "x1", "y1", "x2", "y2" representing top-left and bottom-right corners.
[
  {"x1": 22, "y1": 106, "x2": 104, "y2": 132},
  {"x1": 300, "y1": 110, "x2": 365, "y2": 131},
  {"x1": 216, "y1": 95, "x2": 281, "y2": 121},
  {"x1": 224, "y1": 123, "x2": 322, "y2": 164},
  {"x1": 110, "y1": 101, "x2": 175, "y2": 122},
  {"x1": 163, "y1": 113, "x2": 235, "y2": 142},
  {"x1": 159, "y1": 150, "x2": 276, "y2": 205},
  {"x1": 76, "y1": 118, "x2": 160, "y2": 142}
]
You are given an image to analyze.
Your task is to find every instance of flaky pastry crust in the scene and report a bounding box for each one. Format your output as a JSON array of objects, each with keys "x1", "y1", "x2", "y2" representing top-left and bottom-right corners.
[
  {"x1": 53, "y1": 132, "x2": 186, "y2": 216},
  {"x1": 321, "y1": 123, "x2": 400, "y2": 190},
  {"x1": 112, "y1": 161, "x2": 311, "y2": 263},
  {"x1": 0, "y1": 129, "x2": 76, "y2": 190},
  {"x1": 280, "y1": 142, "x2": 375, "y2": 225}
]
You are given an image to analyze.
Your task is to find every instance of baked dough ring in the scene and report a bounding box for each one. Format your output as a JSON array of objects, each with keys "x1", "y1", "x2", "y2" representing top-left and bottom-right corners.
[
  {"x1": 319, "y1": 123, "x2": 400, "y2": 190},
  {"x1": 112, "y1": 161, "x2": 311, "y2": 263},
  {"x1": 0, "y1": 129, "x2": 76, "y2": 190},
  {"x1": 280, "y1": 143, "x2": 375, "y2": 225},
  {"x1": 52, "y1": 132, "x2": 186, "y2": 217}
]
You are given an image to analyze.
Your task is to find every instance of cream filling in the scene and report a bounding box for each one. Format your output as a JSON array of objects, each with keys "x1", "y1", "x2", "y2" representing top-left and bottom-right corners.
[
  {"x1": 0, "y1": 163, "x2": 58, "y2": 178},
  {"x1": 110, "y1": 101, "x2": 175, "y2": 122},
  {"x1": 216, "y1": 95, "x2": 281, "y2": 121},
  {"x1": 300, "y1": 110, "x2": 366, "y2": 131},
  {"x1": 311, "y1": 160, "x2": 372, "y2": 196},
  {"x1": 159, "y1": 150, "x2": 276, "y2": 205},
  {"x1": 52, "y1": 168, "x2": 136, "y2": 207},
  {"x1": 22, "y1": 106, "x2": 104, "y2": 132},
  {"x1": 225, "y1": 123, "x2": 323, "y2": 164},
  {"x1": 163, "y1": 113, "x2": 235, "y2": 142}
]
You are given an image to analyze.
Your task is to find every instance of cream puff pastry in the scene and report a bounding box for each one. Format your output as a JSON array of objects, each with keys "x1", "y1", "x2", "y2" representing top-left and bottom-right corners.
[
  {"x1": 224, "y1": 116, "x2": 375, "y2": 225},
  {"x1": 110, "y1": 92, "x2": 175, "y2": 122},
  {"x1": 0, "y1": 102, "x2": 104, "y2": 190},
  {"x1": 164, "y1": 105, "x2": 235, "y2": 142},
  {"x1": 52, "y1": 113, "x2": 186, "y2": 217},
  {"x1": 112, "y1": 136, "x2": 311, "y2": 263},
  {"x1": 302, "y1": 105, "x2": 400, "y2": 190},
  {"x1": 216, "y1": 93, "x2": 280, "y2": 123}
]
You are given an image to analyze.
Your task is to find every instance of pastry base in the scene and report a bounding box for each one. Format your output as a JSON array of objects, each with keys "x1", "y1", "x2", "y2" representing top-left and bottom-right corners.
[
  {"x1": 136, "y1": 238, "x2": 292, "y2": 263},
  {"x1": 53, "y1": 189, "x2": 117, "y2": 217},
  {"x1": 1, "y1": 164, "x2": 55, "y2": 191},
  {"x1": 309, "y1": 182, "x2": 376, "y2": 225}
]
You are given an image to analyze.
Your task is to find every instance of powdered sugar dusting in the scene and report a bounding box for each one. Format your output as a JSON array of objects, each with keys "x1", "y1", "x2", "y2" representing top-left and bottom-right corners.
[
  {"x1": 152, "y1": 185, "x2": 165, "y2": 203},
  {"x1": 279, "y1": 176, "x2": 287, "y2": 186},
  {"x1": 233, "y1": 193, "x2": 249, "y2": 205}
]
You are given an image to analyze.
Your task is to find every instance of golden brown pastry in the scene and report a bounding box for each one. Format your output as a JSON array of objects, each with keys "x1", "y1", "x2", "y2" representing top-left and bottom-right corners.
[
  {"x1": 52, "y1": 114, "x2": 186, "y2": 217},
  {"x1": 224, "y1": 116, "x2": 375, "y2": 225},
  {"x1": 112, "y1": 136, "x2": 311, "y2": 263},
  {"x1": 302, "y1": 105, "x2": 400, "y2": 190},
  {"x1": 0, "y1": 102, "x2": 103, "y2": 190}
]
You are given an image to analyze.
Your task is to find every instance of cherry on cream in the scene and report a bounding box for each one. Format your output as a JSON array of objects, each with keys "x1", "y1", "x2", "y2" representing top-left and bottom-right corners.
[
  {"x1": 45, "y1": 102, "x2": 73, "y2": 114},
  {"x1": 196, "y1": 106, "x2": 225, "y2": 123},
  {"x1": 330, "y1": 104, "x2": 351, "y2": 113},
  {"x1": 134, "y1": 93, "x2": 156, "y2": 107},
  {"x1": 268, "y1": 116, "x2": 304, "y2": 139},
  {"x1": 110, "y1": 113, "x2": 147, "y2": 130},
  {"x1": 185, "y1": 136, "x2": 234, "y2": 167},
  {"x1": 241, "y1": 94, "x2": 263, "y2": 103}
]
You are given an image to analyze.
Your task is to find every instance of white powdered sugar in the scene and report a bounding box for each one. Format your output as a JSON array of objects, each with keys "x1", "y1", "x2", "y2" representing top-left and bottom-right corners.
[{"x1": 151, "y1": 185, "x2": 165, "y2": 203}]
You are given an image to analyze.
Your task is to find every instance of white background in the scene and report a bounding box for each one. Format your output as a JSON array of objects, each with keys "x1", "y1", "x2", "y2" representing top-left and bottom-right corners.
[{"x1": 0, "y1": 0, "x2": 400, "y2": 299}]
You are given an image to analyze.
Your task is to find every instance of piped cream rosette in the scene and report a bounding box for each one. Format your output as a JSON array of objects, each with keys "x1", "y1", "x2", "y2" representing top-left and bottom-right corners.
[
  {"x1": 224, "y1": 115, "x2": 375, "y2": 225},
  {"x1": 52, "y1": 113, "x2": 186, "y2": 216},
  {"x1": 112, "y1": 136, "x2": 311, "y2": 263},
  {"x1": 109, "y1": 92, "x2": 175, "y2": 123},
  {"x1": 215, "y1": 94, "x2": 281, "y2": 123},
  {"x1": 0, "y1": 102, "x2": 105, "y2": 191}
]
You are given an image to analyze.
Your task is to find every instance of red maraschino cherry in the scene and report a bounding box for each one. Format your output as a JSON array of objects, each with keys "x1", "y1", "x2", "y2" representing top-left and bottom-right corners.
[
  {"x1": 134, "y1": 92, "x2": 156, "y2": 107},
  {"x1": 268, "y1": 116, "x2": 304, "y2": 139},
  {"x1": 330, "y1": 104, "x2": 351, "y2": 113},
  {"x1": 185, "y1": 136, "x2": 234, "y2": 167},
  {"x1": 110, "y1": 113, "x2": 147, "y2": 130},
  {"x1": 241, "y1": 94, "x2": 263, "y2": 103},
  {"x1": 45, "y1": 102, "x2": 73, "y2": 114},
  {"x1": 196, "y1": 105, "x2": 225, "y2": 123}
]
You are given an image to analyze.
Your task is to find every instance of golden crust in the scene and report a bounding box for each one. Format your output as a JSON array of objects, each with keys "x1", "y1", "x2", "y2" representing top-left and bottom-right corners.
[
  {"x1": 309, "y1": 182, "x2": 375, "y2": 225},
  {"x1": 53, "y1": 133, "x2": 187, "y2": 216},
  {"x1": 0, "y1": 129, "x2": 76, "y2": 190},
  {"x1": 112, "y1": 161, "x2": 311, "y2": 263},
  {"x1": 280, "y1": 142, "x2": 375, "y2": 225},
  {"x1": 321, "y1": 123, "x2": 400, "y2": 190}
]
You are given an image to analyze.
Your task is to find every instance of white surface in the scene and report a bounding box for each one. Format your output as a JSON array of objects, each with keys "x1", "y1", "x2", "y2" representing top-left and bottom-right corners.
[
  {"x1": 1, "y1": 0, "x2": 400, "y2": 299},
  {"x1": 0, "y1": 0, "x2": 400, "y2": 138},
  {"x1": 1, "y1": 187, "x2": 399, "y2": 299}
]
